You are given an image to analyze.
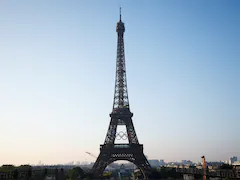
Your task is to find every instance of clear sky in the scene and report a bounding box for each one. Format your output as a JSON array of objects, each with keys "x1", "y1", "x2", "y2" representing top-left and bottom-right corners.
[{"x1": 0, "y1": 0, "x2": 239, "y2": 166}]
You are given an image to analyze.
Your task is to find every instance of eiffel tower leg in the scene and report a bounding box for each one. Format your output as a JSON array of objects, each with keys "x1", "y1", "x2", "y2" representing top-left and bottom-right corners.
[
  {"x1": 91, "y1": 151, "x2": 111, "y2": 178},
  {"x1": 132, "y1": 152, "x2": 151, "y2": 179}
]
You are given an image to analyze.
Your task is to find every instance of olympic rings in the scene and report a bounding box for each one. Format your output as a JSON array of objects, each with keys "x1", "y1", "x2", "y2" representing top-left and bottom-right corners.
[{"x1": 116, "y1": 131, "x2": 128, "y2": 140}]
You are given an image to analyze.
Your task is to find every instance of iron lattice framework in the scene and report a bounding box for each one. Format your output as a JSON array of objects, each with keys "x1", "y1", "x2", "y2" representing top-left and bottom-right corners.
[
  {"x1": 91, "y1": 9, "x2": 151, "y2": 179},
  {"x1": 113, "y1": 12, "x2": 129, "y2": 110}
]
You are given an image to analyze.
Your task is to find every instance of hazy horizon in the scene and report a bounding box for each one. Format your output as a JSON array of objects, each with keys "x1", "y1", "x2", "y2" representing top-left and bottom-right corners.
[{"x1": 0, "y1": 0, "x2": 239, "y2": 166}]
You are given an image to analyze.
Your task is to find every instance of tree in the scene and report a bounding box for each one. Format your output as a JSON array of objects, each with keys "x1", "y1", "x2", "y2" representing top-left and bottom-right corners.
[
  {"x1": 13, "y1": 169, "x2": 18, "y2": 179},
  {"x1": 220, "y1": 164, "x2": 233, "y2": 170},
  {"x1": 149, "y1": 168, "x2": 161, "y2": 179},
  {"x1": 84, "y1": 172, "x2": 94, "y2": 180},
  {"x1": 17, "y1": 164, "x2": 32, "y2": 171},
  {"x1": 0, "y1": 165, "x2": 16, "y2": 172},
  {"x1": 68, "y1": 167, "x2": 85, "y2": 180}
]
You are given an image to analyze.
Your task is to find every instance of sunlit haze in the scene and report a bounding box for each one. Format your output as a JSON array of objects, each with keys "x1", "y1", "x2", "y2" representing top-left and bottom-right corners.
[{"x1": 0, "y1": 0, "x2": 239, "y2": 166}]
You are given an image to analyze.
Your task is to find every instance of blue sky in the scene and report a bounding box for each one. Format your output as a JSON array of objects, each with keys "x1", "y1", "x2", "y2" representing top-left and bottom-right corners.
[{"x1": 0, "y1": 0, "x2": 239, "y2": 165}]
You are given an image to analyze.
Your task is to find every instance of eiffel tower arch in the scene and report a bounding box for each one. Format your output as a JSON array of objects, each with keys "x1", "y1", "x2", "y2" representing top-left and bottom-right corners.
[{"x1": 91, "y1": 8, "x2": 151, "y2": 179}]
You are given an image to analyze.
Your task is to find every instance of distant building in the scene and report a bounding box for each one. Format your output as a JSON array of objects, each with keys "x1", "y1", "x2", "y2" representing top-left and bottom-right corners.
[
  {"x1": 148, "y1": 160, "x2": 160, "y2": 167},
  {"x1": 120, "y1": 164, "x2": 126, "y2": 173},
  {"x1": 207, "y1": 161, "x2": 223, "y2": 170},
  {"x1": 230, "y1": 156, "x2": 238, "y2": 164},
  {"x1": 159, "y1": 159, "x2": 165, "y2": 166},
  {"x1": 182, "y1": 160, "x2": 193, "y2": 165},
  {"x1": 233, "y1": 161, "x2": 240, "y2": 178},
  {"x1": 196, "y1": 165, "x2": 202, "y2": 169}
]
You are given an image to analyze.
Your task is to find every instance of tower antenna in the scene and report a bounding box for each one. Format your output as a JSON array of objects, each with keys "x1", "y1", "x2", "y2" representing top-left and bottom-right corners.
[{"x1": 120, "y1": 7, "x2": 122, "y2": 21}]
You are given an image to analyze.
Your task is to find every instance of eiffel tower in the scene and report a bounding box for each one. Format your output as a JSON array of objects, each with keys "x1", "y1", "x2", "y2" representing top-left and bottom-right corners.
[{"x1": 91, "y1": 9, "x2": 151, "y2": 179}]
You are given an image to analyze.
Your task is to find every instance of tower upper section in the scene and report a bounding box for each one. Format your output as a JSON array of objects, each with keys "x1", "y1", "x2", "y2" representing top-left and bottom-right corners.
[
  {"x1": 116, "y1": 8, "x2": 125, "y2": 34},
  {"x1": 112, "y1": 8, "x2": 130, "y2": 112}
]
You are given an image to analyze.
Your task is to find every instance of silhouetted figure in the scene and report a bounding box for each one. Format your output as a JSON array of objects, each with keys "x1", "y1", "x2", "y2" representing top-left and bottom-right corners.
[
  {"x1": 43, "y1": 168, "x2": 48, "y2": 179},
  {"x1": 59, "y1": 168, "x2": 64, "y2": 180},
  {"x1": 55, "y1": 168, "x2": 58, "y2": 180},
  {"x1": 27, "y1": 169, "x2": 32, "y2": 180},
  {"x1": 13, "y1": 169, "x2": 18, "y2": 180}
]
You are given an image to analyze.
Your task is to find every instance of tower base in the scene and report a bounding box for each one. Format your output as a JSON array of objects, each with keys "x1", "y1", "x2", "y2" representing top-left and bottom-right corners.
[{"x1": 91, "y1": 144, "x2": 151, "y2": 179}]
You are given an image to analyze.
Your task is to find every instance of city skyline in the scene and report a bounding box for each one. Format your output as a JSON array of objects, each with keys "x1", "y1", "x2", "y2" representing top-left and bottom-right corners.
[
  {"x1": 9, "y1": 156, "x2": 239, "y2": 167},
  {"x1": 0, "y1": 0, "x2": 239, "y2": 166}
]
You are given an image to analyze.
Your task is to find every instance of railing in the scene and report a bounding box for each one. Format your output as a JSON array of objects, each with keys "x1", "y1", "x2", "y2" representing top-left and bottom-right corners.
[
  {"x1": 175, "y1": 167, "x2": 238, "y2": 178},
  {"x1": 114, "y1": 144, "x2": 130, "y2": 148},
  {"x1": 0, "y1": 168, "x2": 65, "y2": 180},
  {"x1": 1, "y1": 167, "x2": 238, "y2": 179}
]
